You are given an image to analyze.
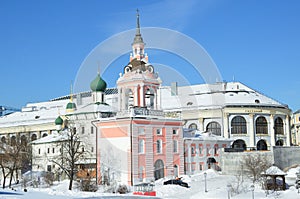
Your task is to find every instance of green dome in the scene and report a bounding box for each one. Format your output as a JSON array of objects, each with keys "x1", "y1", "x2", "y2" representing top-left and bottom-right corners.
[
  {"x1": 55, "y1": 116, "x2": 63, "y2": 125},
  {"x1": 66, "y1": 102, "x2": 76, "y2": 110},
  {"x1": 90, "y1": 74, "x2": 107, "y2": 92}
]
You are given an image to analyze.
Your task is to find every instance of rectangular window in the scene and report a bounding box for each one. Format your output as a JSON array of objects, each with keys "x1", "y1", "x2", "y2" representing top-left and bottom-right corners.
[
  {"x1": 199, "y1": 164, "x2": 203, "y2": 171},
  {"x1": 173, "y1": 140, "x2": 178, "y2": 153},
  {"x1": 156, "y1": 128, "x2": 162, "y2": 135},
  {"x1": 191, "y1": 146, "x2": 195, "y2": 155},
  {"x1": 206, "y1": 148, "x2": 210, "y2": 156},
  {"x1": 91, "y1": 147, "x2": 94, "y2": 153},
  {"x1": 191, "y1": 163, "x2": 196, "y2": 171},
  {"x1": 91, "y1": 126, "x2": 94, "y2": 134},
  {"x1": 214, "y1": 147, "x2": 218, "y2": 155},
  {"x1": 82, "y1": 147, "x2": 85, "y2": 152},
  {"x1": 172, "y1": 129, "x2": 178, "y2": 135},
  {"x1": 156, "y1": 140, "x2": 162, "y2": 153},
  {"x1": 82, "y1": 126, "x2": 85, "y2": 134},
  {"x1": 38, "y1": 148, "x2": 41, "y2": 154},
  {"x1": 47, "y1": 148, "x2": 50, "y2": 154},
  {"x1": 52, "y1": 148, "x2": 55, "y2": 153},
  {"x1": 47, "y1": 165, "x2": 51, "y2": 172},
  {"x1": 138, "y1": 127, "x2": 145, "y2": 134},
  {"x1": 199, "y1": 147, "x2": 202, "y2": 155},
  {"x1": 138, "y1": 139, "x2": 144, "y2": 154}
]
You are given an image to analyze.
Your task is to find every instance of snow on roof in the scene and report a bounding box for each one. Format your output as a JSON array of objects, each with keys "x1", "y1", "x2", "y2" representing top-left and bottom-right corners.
[
  {"x1": 67, "y1": 102, "x2": 116, "y2": 116},
  {"x1": 183, "y1": 130, "x2": 232, "y2": 142},
  {"x1": 31, "y1": 131, "x2": 69, "y2": 144},
  {"x1": 0, "y1": 100, "x2": 69, "y2": 127},
  {"x1": 264, "y1": 166, "x2": 286, "y2": 175},
  {"x1": 160, "y1": 82, "x2": 288, "y2": 110}
]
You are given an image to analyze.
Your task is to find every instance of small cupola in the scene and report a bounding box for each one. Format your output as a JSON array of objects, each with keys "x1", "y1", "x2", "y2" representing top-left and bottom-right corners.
[
  {"x1": 90, "y1": 74, "x2": 107, "y2": 92},
  {"x1": 55, "y1": 116, "x2": 64, "y2": 131}
]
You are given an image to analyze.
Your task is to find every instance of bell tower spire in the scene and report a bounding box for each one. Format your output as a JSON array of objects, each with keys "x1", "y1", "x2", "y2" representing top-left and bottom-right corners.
[{"x1": 130, "y1": 9, "x2": 148, "y2": 62}]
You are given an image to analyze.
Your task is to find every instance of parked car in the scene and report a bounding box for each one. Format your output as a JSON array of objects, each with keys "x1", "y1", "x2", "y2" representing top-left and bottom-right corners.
[{"x1": 163, "y1": 178, "x2": 189, "y2": 188}]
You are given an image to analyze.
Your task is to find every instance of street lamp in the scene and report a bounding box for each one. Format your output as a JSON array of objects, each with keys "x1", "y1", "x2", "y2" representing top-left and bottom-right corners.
[
  {"x1": 250, "y1": 184, "x2": 255, "y2": 199},
  {"x1": 227, "y1": 184, "x2": 232, "y2": 199},
  {"x1": 204, "y1": 172, "x2": 208, "y2": 192}
]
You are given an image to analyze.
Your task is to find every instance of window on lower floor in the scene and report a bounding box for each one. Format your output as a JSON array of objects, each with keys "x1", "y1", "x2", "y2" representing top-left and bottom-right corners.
[{"x1": 47, "y1": 165, "x2": 51, "y2": 172}]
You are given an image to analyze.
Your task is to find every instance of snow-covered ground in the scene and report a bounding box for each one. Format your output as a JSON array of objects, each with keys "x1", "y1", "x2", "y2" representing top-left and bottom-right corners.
[{"x1": 2, "y1": 168, "x2": 300, "y2": 199}]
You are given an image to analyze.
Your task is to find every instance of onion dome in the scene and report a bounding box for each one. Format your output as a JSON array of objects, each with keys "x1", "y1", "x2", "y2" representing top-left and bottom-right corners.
[
  {"x1": 55, "y1": 116, "x2": 63, "y2": 125},
  {"x1": 66, "y1": 102, "x2": 76, "y2": 110},
  {"x1": 90, "y1": 74, "x2": 107, "y2": 92}
]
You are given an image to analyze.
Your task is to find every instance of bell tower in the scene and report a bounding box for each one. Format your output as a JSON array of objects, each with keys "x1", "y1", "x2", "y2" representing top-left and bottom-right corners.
[{"x1": 117, "y1": 10, "x2": 161, "y2": 112}]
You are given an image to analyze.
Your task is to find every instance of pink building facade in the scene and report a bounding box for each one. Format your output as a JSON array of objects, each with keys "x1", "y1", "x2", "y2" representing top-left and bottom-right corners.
[{"x1": 94, "y1": 11, "x2": 184, "y2": 186}]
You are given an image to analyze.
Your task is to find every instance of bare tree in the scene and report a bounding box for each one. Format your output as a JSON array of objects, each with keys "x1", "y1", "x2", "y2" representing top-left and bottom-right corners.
[
  {"x1": 0, "y1": 141, "x2": 30, "y2": 188},
  {"x1": 0, "y1": 148, "x2": 12, "y2": 189},
  {"x1": 51, "y1": 126, "x2": 86, "y2": 190},
  {"x1": 241, "y1": 153, "x2": 273, "y2": 182}
]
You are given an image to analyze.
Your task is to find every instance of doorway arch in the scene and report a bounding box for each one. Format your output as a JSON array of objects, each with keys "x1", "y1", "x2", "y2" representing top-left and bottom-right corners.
[
  {"x1": 154, "y1": 159, "x2": 164, "y2": 180},
  {"x1": 276, "y1": 139, "x2": 284, "y2": 146},
  {"x1": 257, "y1": 139, "x2": 268, "y2": 150},
  {"x1": 232, "y1": 139, "x2": 247, "y2": 150}
]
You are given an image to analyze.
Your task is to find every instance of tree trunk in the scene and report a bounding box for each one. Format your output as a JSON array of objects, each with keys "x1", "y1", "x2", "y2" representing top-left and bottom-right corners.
[
  {"x1": 68, "y1": 170, "x2": 74, "y2": 190},
  {"x1": 2, "y1": 177, "x2": 6, "y2": 189},
  {"x1": 9, "y1": 169, "x2": 14, "y2": 187},
  {"x1": 69, "y1": 172, "x2": 73, "y2": 190}
]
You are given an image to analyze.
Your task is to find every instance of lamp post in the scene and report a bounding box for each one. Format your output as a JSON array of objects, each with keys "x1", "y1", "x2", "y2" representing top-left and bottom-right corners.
[
  {"x1": 250, "y1": 184, "x2": 255, "y2": 199},
  {"x1": 227, "y1": 184, "x2": 232, "y2": 199},
  {"x1": 204, "y1": 172, "x2": 208, "y2": 192}
]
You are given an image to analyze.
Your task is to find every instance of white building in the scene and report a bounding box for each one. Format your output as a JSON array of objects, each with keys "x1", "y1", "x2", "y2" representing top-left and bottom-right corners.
[
  {"x1": 160, "y1": 81, "x2": 292, "y2": 150},
  {"x1": 183, "y1": 130, "x2": 233, "y2": 174}
]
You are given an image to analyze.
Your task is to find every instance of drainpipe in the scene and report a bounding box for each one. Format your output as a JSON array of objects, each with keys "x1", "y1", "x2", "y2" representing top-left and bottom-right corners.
[{"x1": 91, "y1": 120, "x2": 99, "y2": 185}]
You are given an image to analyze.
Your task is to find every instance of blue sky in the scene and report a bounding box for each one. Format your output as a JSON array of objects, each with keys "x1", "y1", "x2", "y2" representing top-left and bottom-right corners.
[{"x1": 0, "y1": 0, "x2": 300, "y2": 111}]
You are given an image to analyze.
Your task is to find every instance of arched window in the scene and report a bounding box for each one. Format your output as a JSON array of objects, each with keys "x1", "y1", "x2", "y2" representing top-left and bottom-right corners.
[
  {"x1": 138, "y1": 139, "x2": 144, "y2": 154},
  {"x1": 145, "y1": 88, "x2": 155, "y2": 109},
  {"x1": 21, "y1": 135, "x2": 27, "y2": 146},
  {"x1": 1, "y1": 137, "x2": 6, "y2": 144},
  {"x1": 256, "y1": 116, "x2": 268, "y2": 134},
  {"x1": 42, "y1": 133, "x2": 48, "y2": 137},
  {"x1": 206, "y1": 122, "x2": 221, "y2": 136},
  {"x1": 257, "y1": 139, "x2": 268, "y2": 150},
  {"x1": 188, "y1": 123, "x2": 197, "y2": 130},
  {"x1": 156, "y1": 139, "x2": 162, "y2": 154},
  {"x1": 10, "y1": 136, "x2": 16, "y2": 146},
  {"x1": 31, "y1": 134, "x2": 37, "y2": 141},
  {"x1": 231, "y1": 116, "x2": 247, "y2": 134},
  {"x1": 125, "y1": 89, "x2": 134, "y2": 109},
  {"x1": 232, "y1": 139, "x2": 247, "y2": 150},
  {"x1": 274, "y1": 117, "x2": 284, "y2": 135}
]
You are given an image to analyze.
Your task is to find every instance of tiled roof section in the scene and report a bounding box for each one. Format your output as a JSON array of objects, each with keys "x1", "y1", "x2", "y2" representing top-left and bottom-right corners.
[
  {"x1": 51, "y1": 88, "x2": 118, "y2": 101},
  {"x1": 105, "y1": 88, "x2": 118, "y2": 95}
]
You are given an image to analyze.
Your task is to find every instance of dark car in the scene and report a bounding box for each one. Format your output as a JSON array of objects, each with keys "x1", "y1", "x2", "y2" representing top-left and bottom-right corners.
[{"x1": 163, "y1": 179, "x2": 189, "y2": 188}]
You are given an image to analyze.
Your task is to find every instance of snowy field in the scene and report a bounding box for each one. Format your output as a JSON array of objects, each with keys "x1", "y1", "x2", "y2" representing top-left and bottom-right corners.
[{"x1": 1, "y1": 169, "x2": 300, "y2": 199}]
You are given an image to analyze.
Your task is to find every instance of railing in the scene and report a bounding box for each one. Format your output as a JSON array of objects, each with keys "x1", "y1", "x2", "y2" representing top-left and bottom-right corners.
[{"x1": 117, "y1": 107, "x2": 164, "y2": 118}]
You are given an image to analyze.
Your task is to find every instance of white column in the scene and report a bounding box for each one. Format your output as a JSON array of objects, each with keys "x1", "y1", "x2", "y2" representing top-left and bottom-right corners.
[
  {"x1": 199, "y1": 118, "x2": 204, "y2": 132},
  {"x1": 249, "y1": 114, "x2": 255, "y2": 148},
  {"x1": 134, "y1": 87, "x2": 139, "y2": 107},
  {"x1": 270, "y1": 115, "x2": 275, "y2": 146},
  {"x1": 140, "y1": 85, "x2": 144, "y2": 107},
  {"x1": 285, "y1": 116, "x2": 291, "y2": 146},
  {"x1": 223, "y1": 113, "x2": 229, "y2": 138}
]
